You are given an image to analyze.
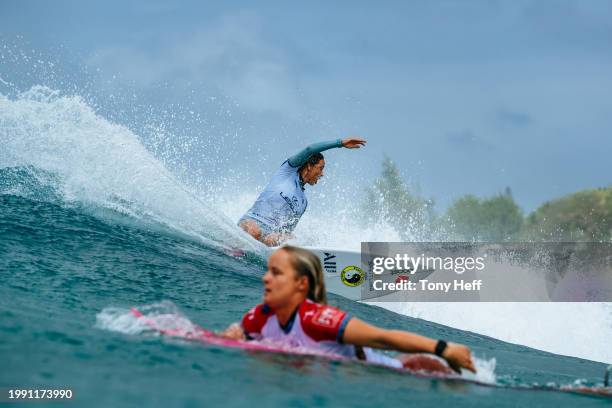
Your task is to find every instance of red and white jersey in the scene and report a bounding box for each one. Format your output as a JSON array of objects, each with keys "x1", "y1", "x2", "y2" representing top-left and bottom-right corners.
[{"x1": 241, "y1": 299, "x2": 356, "y2": 359}]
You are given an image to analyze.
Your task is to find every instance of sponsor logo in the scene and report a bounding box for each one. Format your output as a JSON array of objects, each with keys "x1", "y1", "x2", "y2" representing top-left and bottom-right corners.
[
  {"x1": 341, "y1": 265, "x2": 365, "y2": 287},
  {"x1": 314, "y1": 307, "x2": 343, "y2": 327},
  {"x1": 323, "y1": 252, "x2": 337, "y2": 273}
]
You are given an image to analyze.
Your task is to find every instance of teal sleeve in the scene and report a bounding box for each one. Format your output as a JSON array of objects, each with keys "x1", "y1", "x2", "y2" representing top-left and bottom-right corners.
[
  {"x1": 337, "y1": 315, "x2": 351, "y2": 344},
  {"x1": 287, "y1": 139, "x2": 344, "y2": 168}
]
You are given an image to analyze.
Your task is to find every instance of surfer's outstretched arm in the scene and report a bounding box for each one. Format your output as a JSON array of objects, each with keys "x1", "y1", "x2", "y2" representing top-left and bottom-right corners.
[
  {"x1": 287, "y1": 137, "x2": 366, "y2": 167},
  {"x1": 342, "y1": 317, "x2": 476, "y2": 373}
]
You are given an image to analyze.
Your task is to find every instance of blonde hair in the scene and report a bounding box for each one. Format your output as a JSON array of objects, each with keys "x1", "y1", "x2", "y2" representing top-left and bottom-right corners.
[{"x1": 281, "y1": 245, "x2": 328, "y2": 305}]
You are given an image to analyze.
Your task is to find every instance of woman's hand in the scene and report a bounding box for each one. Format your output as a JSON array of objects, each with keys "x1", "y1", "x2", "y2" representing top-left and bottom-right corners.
[
  {"x1": 442, "y1": 342, "x2": 476, "y2": 373},
  {"x1": 219, "y1": 323, "x2": 245, "y2": 340},
  {"x1": 341, "y1": 137, "x2": 367, "y2": 149}
]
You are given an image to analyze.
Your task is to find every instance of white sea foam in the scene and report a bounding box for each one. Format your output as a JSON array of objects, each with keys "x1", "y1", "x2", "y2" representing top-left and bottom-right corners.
[
  {"x1": 94, "y1": 306, "x2": 150, "y2": 336},
  {"x1": 0, "y1": 86, "x2": 262, "y2": 253},
  {"x1": 95, "y1": 301, "x2": 199, "y2": 337}
]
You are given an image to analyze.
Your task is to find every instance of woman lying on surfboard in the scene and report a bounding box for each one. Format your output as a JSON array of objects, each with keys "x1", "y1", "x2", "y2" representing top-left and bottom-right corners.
[
  {"x1": 238, "y1": 138, "x2": 366, "y2": 246},
  {"x1": 222, "y1": 246, "x2": 476, "y2": 374}
]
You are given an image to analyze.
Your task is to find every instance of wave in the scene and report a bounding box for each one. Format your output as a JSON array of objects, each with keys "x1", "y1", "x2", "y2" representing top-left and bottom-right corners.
[{"x1": 0, "y1": 86, "x2": 261, "y2": 253}]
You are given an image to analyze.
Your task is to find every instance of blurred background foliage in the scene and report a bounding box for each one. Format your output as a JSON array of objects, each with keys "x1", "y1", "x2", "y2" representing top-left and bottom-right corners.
[{"x1": 362, "y1": 157, "x2": 611, "y2": 242}]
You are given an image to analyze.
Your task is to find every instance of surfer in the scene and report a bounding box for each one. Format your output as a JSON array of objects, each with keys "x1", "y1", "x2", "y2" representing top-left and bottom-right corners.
[
  {"x1": 238, "y1": 137, "x2": 366, "y2": 246},
  {"x1": 222, "y1": 246, "x2": 476, "y2": 374}
]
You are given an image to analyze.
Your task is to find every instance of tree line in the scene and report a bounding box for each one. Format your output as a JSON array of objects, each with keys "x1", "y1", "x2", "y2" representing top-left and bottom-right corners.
[{"x1": 361, "y1": 157, "x2": 611, "y2": 242}]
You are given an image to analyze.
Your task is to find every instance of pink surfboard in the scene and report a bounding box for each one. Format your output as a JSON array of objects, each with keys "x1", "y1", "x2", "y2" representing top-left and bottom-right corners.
[
  {"x1": 130, "y1": 307, "x2": 612, "y2": 399},
  {"x1": 130, "y1": 307, "x2": 453, "y2": 374}
]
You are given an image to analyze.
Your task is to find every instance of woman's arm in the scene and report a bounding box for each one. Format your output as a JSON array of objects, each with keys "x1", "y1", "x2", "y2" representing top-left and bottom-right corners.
[
  {"x1": 287, "y1": 137, "x2": 366, "y2": 167},
  {"x1": 342, "y1": 317, "x2": 476, "y2": 373}
]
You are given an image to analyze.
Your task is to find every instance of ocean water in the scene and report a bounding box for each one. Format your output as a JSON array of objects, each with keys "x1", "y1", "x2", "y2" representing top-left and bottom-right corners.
[
  {"x1": 0, "y1": 176, "x2": 611, "y2": 407},
  {"x1": 1, "y1": 88, "x2": 611, "y2": 407}
]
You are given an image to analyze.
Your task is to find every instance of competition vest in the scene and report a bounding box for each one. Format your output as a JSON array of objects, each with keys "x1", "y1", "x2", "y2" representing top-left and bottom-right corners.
[
  {"x1": 244, "y1": 161, "x2": 307, "y2": 233},
  {"x1": 242, "y1": 300, "x2": 403, "y2": 368},
  {"x1": 242, "y1": 299, "x2": 356, "y2": 358}
]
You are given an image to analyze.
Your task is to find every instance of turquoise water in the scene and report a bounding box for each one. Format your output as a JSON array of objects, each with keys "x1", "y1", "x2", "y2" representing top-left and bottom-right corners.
[{"x1": 1, "y1": 171, "x2": 610, "y2": 407}]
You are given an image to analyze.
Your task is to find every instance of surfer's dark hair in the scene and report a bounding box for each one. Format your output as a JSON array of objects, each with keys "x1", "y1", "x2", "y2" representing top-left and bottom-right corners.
[
  {"x1": 298, "y1": 153, "x2": 324, "y2": 173},
  {"x1": 281, "y1": 245, "x2": 328, "y2": 305}
]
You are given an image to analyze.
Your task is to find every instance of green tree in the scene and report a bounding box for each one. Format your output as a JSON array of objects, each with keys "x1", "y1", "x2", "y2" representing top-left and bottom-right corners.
[
  {"x1": 445, "y1": 188, "x2": 523, "y2": 241},
  {"x1": 362, "y1": 156, "x2": 434, "y2": 239},
  {"x1": 524, "y1": 187, "x2": 612, "y2": 241}
]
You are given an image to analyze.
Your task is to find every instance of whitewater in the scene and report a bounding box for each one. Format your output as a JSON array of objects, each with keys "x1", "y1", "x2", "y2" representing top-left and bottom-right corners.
[{"x1": 1, "y1": 85, "x2": 611, "y2": 366}]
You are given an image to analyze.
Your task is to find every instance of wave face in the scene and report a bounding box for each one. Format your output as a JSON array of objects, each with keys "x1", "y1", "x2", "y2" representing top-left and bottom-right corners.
[
  {"x1": 1, "y1": 87, "x2": 611, "y2": 406},
  {"x1": 0, "y1": 86, "x2": 260, "y2": 252}
]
